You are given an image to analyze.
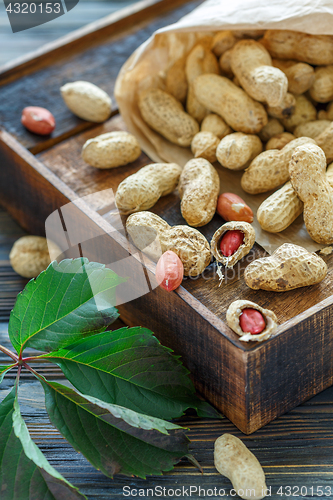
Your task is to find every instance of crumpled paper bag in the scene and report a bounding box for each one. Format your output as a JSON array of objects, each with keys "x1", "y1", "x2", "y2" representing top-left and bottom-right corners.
[{"x1": 115, "y1": 0, "x2": 333, "y2": 254}]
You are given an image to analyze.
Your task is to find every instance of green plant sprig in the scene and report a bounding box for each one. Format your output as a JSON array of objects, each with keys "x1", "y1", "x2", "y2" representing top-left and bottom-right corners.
[{"x1": 0, "y1": 258, "x2": 220, "y2": 499}]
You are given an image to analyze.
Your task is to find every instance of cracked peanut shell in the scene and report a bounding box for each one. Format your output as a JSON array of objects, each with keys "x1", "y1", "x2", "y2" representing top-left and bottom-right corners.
[
  {"x1": 226, "y1": 300, "x2": 278, "y2": 342},
  {"x1": 211, "y1": 221, "x2": 255, "y2": 268}
]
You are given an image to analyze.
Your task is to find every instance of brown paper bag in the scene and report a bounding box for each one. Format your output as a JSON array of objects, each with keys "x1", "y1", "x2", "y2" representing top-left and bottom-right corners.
[{"x1": 115, "y1": 0, "x2": 333, "y2": 254}]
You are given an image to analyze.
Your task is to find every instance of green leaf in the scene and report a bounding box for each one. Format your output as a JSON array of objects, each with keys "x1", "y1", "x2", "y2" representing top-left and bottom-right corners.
[
  {"x1": 42, "y1": 327, "x2": 220, "y2": 420},
  {"x1": 8, "y1": 258, "x2": 125, "y2": 354},
  {"x1": 40, "y1": 378, "x2": 190, "y2": 479},
  {"x1": 0, "y1": 387, "x2": 86, "y2": 499},
  {"x1": 0, "y1": 365, "x2": 15, "y2": 385}
]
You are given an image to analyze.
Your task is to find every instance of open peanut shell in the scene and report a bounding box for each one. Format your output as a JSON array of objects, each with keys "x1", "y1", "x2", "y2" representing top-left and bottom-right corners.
[
  {"x1": 210, "y1": 221, "x2": 255, "y2": 267},
  {"x1": 226, "y1": 300, "x2": 278, "y2": 342}
]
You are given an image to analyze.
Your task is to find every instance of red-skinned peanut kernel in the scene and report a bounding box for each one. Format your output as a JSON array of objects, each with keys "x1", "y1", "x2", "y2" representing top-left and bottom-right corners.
[
  {"x1": 220, "y1": 230, "x2": 244, "y2": 257},
  {"x1": 21, "y1": 106, "x2": 56, "y2": 135},
  {"x1": 156, "y1": 250, "x2": 184, "y2": 292},
  {"x1": 217, "y1": 193, "x2": 253, "y2": 223},
  {"x1": 240, "y1": 308, "x2": 266, "y2": 335}
]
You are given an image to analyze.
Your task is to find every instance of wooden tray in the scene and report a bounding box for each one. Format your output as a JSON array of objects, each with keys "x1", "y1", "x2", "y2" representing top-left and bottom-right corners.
[{"x1": 1, "y1": 0, "x2": 333, "y2": 434}]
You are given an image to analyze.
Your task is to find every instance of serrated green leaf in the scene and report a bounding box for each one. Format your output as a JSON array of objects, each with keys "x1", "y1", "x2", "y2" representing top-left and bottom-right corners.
[
  {"x1": 42, "y1": 327, "x2": 221, "y2": 420},
  {"x1": 40, "y1": 378, "x2": 190, "y2": 479},
  {"x1": 0, "y1": 365, "x2": 15, "y2": 385},
  {"x1": 0, "y1": 387, "x2": 86, "y2": 499},
  {"x1": 8, "y1": 258, "x2": 125, "y2": 354}
]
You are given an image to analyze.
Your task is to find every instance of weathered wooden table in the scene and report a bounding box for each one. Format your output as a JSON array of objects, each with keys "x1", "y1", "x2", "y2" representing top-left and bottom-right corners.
[
  {"x1": 1, "y1": 207, "x2": 333, "y2": 499},
  {"x1": 1, "y1": 0, "x2": 333, "y2": 496}
]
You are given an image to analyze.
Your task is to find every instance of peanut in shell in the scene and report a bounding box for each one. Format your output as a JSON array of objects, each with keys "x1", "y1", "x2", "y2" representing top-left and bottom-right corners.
[
  {"x1": 244, "y1": 243, "x2": 327, "y2": 292},
  {"x1": 138, "y1": 88, "x2": 199, "y2": 147},
  {"x1": 126, "y1": 212, "x2": 211, "y2": 277}
]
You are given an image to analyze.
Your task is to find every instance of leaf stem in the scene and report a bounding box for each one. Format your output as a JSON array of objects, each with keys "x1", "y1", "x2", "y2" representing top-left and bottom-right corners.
[
  {"x1": 0, "y1": 344, "x2": 18, "y2": 362},
  {"x1": 22, "y1": 361, "x2": 43, "y2": 382},
  {"x1": 15, "y1": 365, "x2": 22, "y2": 394},
  {"x1": 22, "y1": 356, "x2": 50, "y2": 363}
]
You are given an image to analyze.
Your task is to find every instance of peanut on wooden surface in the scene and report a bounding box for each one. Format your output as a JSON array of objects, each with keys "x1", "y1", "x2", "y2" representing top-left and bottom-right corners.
[
  {"x1": 21, "y1": 106, "x2": 55, "y2": 135},
  {"x1": 126, "y1": 212, "x2": 211, "y2": 276},
  {"x1": 191, "y1": 131, "x2": 219, "y2": 162},
  {"x1": 259, "y1": 118, "x2": 284, "y2": 142},
  {"x1": 266, "y1": 92, "x2": 296, "y2": 120},
  {"x1": 281, "y1": 94, "x2": 317, "y2": 132},
  {"x1": 82, "y1": 131, "x2": 141, "y2": 169},
  {"x1": 265, "y1": 132, "x2": 295, "y2": 150},
  {"x1": 214, "y1": 434, "x2": 267, "y2": 500},
  {"x1": 165, "y1": 55, "x2": 188, "y2": 103},
  {"x1": 155, "y1": 250, "x2": 184, "y2": 292},
  {"x1": 289, "y1": 143, "x2": 333, "y2": 244},
  {"x1": 216, "y1": 132, "x2": 262, "y2": 170},
  {"x1": 192, "y1": 74, "x2": 267, "y2": 134},
  {"x1": 294, "y1": 120, "x2": 332, "y2": 139},
  {"x1": 241, "y1": 137, "x2": 316, "y2": 194},
  {"x1": 115, "y1": 162, "x2": 181, "y2": 215},
  {"x1": 217, "y1": 193, "x2": 253, "y2": 223},
  {"x1": 186, "y1": 43, "x2": 220, "y2": 123},
  {"x1": 272, "y1": 59, "x2": 315, "y2": 95},
  {"x1": 211, "y1": 221, "x2": 255, "y2": 268},
  {"x1": 310, "y1": 66, "x2": 333, "y2": 103},
  {"x1": 10, "y1": 236, "x2": 60, "y2": 279},
  {"x1": 60, "y1": 81, "x2": 112, "y2": 122},
  {"x1": 201, "y1": 113, "x2": 232, "y2": 139},
  {"x1": 138, "y1": 88, "x2": 199, "y2": 146},
  {"x1": 226, "y1": 300, "x2": 278, "y2": 342},
  {"x1": 244, "y1": 243, "x2": 327, "y2": 291},
  {"x1": 230, "y1": 40, "x2": 288, "y2": 107},
  {"x1": 261, "y1": 31, "x2": 333, "y2": 65},
  {"x1": 178, "y1": 158, "x2": 220, "y2": 227}
]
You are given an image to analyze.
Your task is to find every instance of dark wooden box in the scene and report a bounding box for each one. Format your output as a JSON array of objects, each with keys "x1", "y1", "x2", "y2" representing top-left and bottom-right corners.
[{"x1": 1, "y1": 0, "x2": 332, "y2": 434}]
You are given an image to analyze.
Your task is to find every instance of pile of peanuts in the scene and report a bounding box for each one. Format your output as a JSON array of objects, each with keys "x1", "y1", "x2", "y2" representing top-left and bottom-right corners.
[
  {"x1": 121, "y1": 29, "x2": 333, "y2": 343},
  {"x1": 136, "y1": 30, "x2": 333, "y2": 240},
  {"x1": 18, "y1": 30, "x2": 333, "y2": 347}
]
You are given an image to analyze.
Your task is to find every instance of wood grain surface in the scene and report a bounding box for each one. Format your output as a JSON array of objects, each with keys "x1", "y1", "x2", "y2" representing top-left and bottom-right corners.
[
  {"x1": 1, "y1": 0, "x2": 333, "y2": 434},
  {"x1": 0, "y1": 0, "x2": 203, "y2": 153},
  {"x1": 1, "y1": 207, "x2": 333, "y2": 499}
]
